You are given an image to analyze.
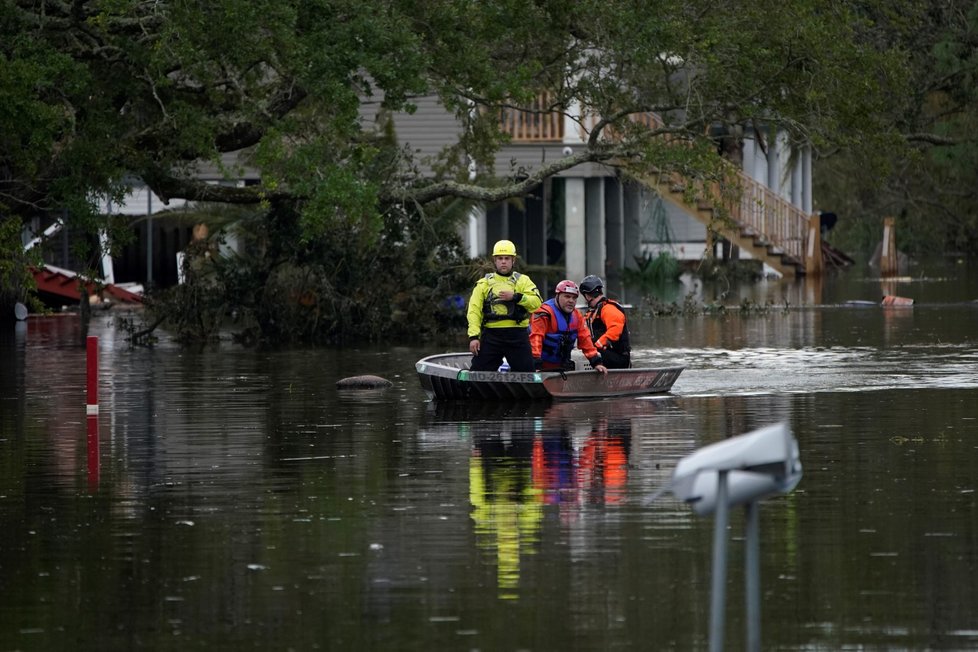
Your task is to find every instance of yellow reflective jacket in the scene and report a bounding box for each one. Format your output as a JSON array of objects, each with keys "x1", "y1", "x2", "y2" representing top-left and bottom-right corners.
[{"x1": 466, "y1": 271, "x2": 542, "y2": 337}]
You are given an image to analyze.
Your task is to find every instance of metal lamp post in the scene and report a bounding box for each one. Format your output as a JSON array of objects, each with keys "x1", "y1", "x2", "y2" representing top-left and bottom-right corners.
[{"x1": 656, "y1": 422, "x2": 802, "y2": 652}]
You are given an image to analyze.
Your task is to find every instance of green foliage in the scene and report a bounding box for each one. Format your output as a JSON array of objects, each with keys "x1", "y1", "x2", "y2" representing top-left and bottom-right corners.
[
  {"x1": 646, "y1": 292, "x2": 788, "y2": 317},
  {"x1": 145, "y1": 200, "x2": 475, "y2": 344},
  {"x1": 696, "y1": 258, "x2": 764, "y2": 283},
  {"x1": 814, "y1": 0, "x2": 978, "y2": 258},
  {"x1": 0, "y1": 219, "x2": 43, "y2": 318},
  {"x1": 2, "y1": 0, "x2": 911, "y2": 216},
  {"x1": 621, "y1": 252, "x2": 683, "y2": 305},
  {"x1": 627, "y1": 199, "x2": 686, "y2": 295},
  {"x1": 644, "y1": 293, "x2": 701, "y2": 317},
  {"x1": 1, "y1": 0, "x2": 932, "y2": 339}
]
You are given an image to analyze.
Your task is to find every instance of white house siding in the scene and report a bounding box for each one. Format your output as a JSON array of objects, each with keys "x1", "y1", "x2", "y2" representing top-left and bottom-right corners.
[
  {"x1": 490, "y1": 146, "x2": 611, "y2": 180},
  {"x1": 98, "y1": 91, "x2": 806, "y2": 289},
  {"x1": 371, "y1": 94, "x2": 465, "y2": 177},
  {"x1": 744, "y1": 129, "x2": 797, "y2": 205},
  {"x1": 192, "y1": 151, "x2": 261, "y2": 183},
  {"x1": 641, "y1": 197, "x2": 712, "y2": 262},
  {"x1": 379, "y1": 96, "x2": 604, "y2": 269},
  {"x1": 375, "y1": 95, "x2": 809, "y2": 276},
  {"x1": 377, "y1": 94, "x2": 613, "y2": 181}
]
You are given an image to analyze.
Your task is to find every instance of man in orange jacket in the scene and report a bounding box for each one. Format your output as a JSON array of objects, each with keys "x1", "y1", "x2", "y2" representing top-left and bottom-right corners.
[
  {"x1": 579, "y1": 275, "x2": 631, "y2": 369},
  {"x1": 530, "y1": 280, "x2": 607, "y2": 373}
]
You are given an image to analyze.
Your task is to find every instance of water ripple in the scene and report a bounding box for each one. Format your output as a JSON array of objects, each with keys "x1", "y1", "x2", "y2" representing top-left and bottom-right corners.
[{"x1": 657, "y1": 344, "x2": 978, "y2": 396}]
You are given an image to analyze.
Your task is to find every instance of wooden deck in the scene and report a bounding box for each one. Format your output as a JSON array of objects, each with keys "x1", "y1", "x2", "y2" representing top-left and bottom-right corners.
[{"x1": 499, "y1": 98, "x2": 815, "y2": 276}]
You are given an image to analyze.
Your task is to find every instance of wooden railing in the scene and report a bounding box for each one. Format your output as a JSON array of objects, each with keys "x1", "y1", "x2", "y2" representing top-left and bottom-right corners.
[
  {"x1": 579, "y1": 112, "x2": 664, "y2": 142},
  {"x1": 499, "y1": 93, "x2": 564, "y2": 142},
  {"x1": 498, "y1": 94, "x2": 809, "y2": 266},
  {"x1": 659, "y1": 164, "x2": 809, "y2": 264},
  {"x1": 730, "y1": 169, "x2": 808, "y2": 261},
  {"x1": 499, "y1": 105, "x2": 663, "y2": 143}
]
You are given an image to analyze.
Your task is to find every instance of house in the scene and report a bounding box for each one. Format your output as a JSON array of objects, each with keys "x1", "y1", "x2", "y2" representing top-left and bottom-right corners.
[
  {"x1": 375, "y1": 92, "x2": 818, "y2": 299},
  {"x1": 38, "y1": 91, "x2": 817, "y2": 302}
]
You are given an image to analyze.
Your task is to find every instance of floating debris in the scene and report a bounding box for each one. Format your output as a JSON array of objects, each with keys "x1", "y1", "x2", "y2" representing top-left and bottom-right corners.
[
  {"x1": 881, "y1": 295, "x2": 914, "y2": 306},
  {"x1": 336, "y1": 375, "x2": 393, "y2": 389}
]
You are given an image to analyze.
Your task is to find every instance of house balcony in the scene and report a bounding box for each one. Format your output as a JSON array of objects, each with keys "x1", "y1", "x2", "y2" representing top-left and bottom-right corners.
[
  {"x1": 495, "y1": 94, "x2": 815, "y2": 275},
  {"x1": 498, "y1": 93, "x2": 661, "y2": 143}
]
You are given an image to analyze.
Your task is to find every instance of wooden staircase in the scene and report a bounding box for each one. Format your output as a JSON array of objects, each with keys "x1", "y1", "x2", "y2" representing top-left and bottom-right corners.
[
  {"x1": 500, "y1": 99, "x2": 816, "y2": 276},
  {"x1": 631, "y1": 166, "x2": 812, "y2": 277}
]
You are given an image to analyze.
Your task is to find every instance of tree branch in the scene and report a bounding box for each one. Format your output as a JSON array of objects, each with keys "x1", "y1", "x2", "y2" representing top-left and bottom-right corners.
[
  {"x1": 384, "y1": 147, "x2": 618, "y2": 205},
  {"x1": 141, "y1": 168, "x2": 288, "y2": 205},
  {"x1": 904, "y1": 132, "x2": 968, "y2": 147}
]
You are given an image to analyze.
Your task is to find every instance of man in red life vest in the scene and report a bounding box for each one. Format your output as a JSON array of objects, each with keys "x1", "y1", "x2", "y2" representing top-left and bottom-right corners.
[
  {"x1": 530, "y1": 280, "x2": 608, "y2": 373},
  {"x1": 579, "y1": 275, "x2": 631, "y2": 369}
]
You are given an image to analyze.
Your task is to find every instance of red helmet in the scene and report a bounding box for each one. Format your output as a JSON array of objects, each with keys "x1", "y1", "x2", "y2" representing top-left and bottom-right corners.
[{"x1": 555, "y1": 280, "x2": 580, "y2": 296}]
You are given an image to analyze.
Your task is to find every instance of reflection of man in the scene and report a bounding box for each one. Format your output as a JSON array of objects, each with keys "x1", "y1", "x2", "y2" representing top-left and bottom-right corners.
[
  {"x1": 469, "y1": 432, "x2": 542, "y2": 600},
  {"x1": 578, "y1": 418, "x2": 632, "y2": 504},
  {"x1": 530, "y1": 428, "x2": 577, "y2": 505}
]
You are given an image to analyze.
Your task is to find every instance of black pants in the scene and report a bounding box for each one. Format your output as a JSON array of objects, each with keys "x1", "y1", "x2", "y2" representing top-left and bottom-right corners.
[
  {"x1": 601, "y1": 348, "x2": 631, "y2": 369},
  {"x1": 471, "y1": 327, "x2": 535, "y2": 372}
]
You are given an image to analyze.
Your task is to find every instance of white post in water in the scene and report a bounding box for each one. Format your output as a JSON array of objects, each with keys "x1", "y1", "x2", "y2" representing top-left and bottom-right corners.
[
  {"x1": 663, "y1": 422, "x2": 802, "y2": 652},
  {"x1": 709, "y1": 470, "x2": 731, "y2": 650},
  {"x1": 744, "y1": 499, "x2": 761, "y2": 650},
  {"x1": 881, "y1": 216, "x2": 897, "y2": 277}
]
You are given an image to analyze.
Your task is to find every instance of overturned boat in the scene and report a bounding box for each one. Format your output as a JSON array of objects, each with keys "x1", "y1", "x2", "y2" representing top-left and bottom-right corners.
[{"x1": 416, "y1": 352, "x2": 684, "y2": 400}]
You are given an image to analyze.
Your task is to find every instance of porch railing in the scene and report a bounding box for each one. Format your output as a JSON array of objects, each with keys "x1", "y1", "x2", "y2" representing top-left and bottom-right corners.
[
  {"x1": 498, "y1": 93, "x2": 564, "y2": 142},
  {"x1": 498, "y1": 94, "x2": 809, "y2": 265},
  {"x1": 731, "y1": 169, "x2": 808, "y2": 261},
  {"x1": 498, "y1": 95, "x2": 663, "y2": 143}
]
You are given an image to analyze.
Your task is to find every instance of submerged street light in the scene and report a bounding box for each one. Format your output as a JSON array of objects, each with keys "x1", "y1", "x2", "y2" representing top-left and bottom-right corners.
[{"x1": 654, "y1": 422, "x2": 802, "y2": 652}]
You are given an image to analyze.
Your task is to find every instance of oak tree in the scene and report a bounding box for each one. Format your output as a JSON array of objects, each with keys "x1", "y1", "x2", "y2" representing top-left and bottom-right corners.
[{"x1": 1, "y1": 0, "x2": 909, "y2": 337}]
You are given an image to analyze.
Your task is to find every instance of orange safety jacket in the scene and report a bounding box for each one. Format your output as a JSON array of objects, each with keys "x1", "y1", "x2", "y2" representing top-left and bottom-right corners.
[
  {"x1": 530, "y1": 301, "x2": 602, "y2": 366},
  {"x1": 586, "y1": 297, "x2": 630, "y2": 355}
]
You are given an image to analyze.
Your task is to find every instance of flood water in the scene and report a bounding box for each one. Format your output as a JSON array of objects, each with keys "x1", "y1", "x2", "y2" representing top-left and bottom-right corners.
[{"x1": 2, "y1": 264, "x2": 978, "y2": 651}]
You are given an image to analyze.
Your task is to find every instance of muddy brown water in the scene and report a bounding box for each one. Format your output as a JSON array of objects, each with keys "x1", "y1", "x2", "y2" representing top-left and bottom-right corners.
[{"x1": 2, "y1": 264, "x2": 977, "y2": 650}]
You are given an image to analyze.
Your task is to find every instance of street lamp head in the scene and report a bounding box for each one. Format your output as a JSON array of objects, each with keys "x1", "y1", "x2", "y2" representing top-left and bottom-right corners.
[{"x1": 669, "y1": 422, "x2": 802, "y2": 515}]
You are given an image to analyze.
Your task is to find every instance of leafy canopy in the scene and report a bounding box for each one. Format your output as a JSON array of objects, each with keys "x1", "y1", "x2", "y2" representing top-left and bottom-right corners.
[
  {"x1": 813, "y1": 0, "x2": 978, "y2": 257},
  {"x1": 1, "y1": 0, "x2": 907, "y2": 226},
  {"x1": 0, "y1": 0, "x2": 916, "y2": 336}
]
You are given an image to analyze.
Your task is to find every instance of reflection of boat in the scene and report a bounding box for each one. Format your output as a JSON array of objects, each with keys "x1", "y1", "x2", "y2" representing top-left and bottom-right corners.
[
  {"x1": 420, "y1": 395, "x2": 678, "y2": 441},
  {"x1": 416, "y1": 353, "x2": 684, "y2": 400},
  {"x1": 426, "y1": 399, "x2": 551, "y2": 422},
  {"x1": 542, "y1": 395, "x2": 675, "y2": 421}
]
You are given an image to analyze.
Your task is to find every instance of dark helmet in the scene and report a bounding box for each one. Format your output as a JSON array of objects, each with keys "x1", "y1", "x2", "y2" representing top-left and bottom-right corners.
[{"x1": 579, "y1": 275, "x2": 604, "y2": 295}]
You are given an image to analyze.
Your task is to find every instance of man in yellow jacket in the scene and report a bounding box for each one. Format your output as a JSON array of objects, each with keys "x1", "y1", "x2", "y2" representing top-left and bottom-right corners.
[{"x1": 467, "y1": 240, "x2": 542, "y2": 372}]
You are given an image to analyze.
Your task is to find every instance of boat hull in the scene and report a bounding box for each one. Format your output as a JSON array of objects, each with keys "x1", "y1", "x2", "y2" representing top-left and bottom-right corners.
[
  {"x1": 416, "y1": 353, "x2": 683, "y2": 400},
  {"x1": 542, "y1": 366, "x2": 683, "y2": 399}
]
